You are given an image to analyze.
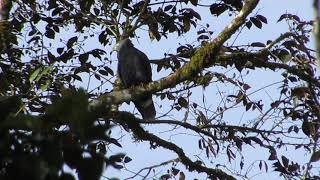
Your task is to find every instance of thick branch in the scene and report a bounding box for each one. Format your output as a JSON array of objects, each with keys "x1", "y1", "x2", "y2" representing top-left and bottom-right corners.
[
  {"x1": 114, "y1": 111, "x2": 236, "y2": 180},
  {"x1": 91, "y1": 0, "x2": 260, "y2": 108}
]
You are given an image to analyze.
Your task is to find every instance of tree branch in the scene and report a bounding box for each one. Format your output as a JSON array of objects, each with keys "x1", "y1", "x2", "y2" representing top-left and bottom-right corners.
[
  {"x1": 124, "y1": 158, "x2": 179, "y2": 180},
  {"x1": 114, "y1": 111, "x2": 236, "y2": 180},
  {"x1": 143, "y1": 119, "x2": 284, "y2": 135},
  {"x1": 217, "y1": 50, "x2": 320, "y2": 87},
  {"x1": 127, "y1": 0, "x2": 150, "y2": 36},
  {"x1": 90, "y1": 0, "x2": 260, "y2": 109},
  {"x1": 141, "y1": 119, "x2": 219, "y2": 141}
]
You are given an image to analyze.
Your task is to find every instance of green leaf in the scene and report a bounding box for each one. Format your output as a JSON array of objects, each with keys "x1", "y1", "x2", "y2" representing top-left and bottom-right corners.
[
  {"x1": 256, "y1": 14, "x2": 268, "y2": 24},
  {"x1": 35, "y1": 65, "x2": 54, "y2": 82},
  {"x1": 250, "y1": 17, "x2": 262, "y2": 29},
  {"x1": 45, "y1": 89, "x2": 93, "y2": 136},
  {"x1": 29, "y1": 66, "x2": 42, "y2": 83},
  {"x1": 40, "y1": 80, "x2": 51, "y2": 91},
  {"x1": 178, "y1": 97, "x2": 188, "y2": 108}
]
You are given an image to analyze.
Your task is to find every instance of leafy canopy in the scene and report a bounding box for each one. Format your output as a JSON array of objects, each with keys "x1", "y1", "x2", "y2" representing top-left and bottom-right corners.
[{"x1": 0, "y1": 0, "x2": 319, "y2": 180}]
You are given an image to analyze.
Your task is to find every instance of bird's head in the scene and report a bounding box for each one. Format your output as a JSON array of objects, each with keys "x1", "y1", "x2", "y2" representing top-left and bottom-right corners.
[{"x1": 113, "y1": 38, "x2": 133, "y2": 52}]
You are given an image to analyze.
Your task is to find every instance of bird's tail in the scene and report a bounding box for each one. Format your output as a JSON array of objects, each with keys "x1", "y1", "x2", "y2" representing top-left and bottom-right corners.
[{"x1": 134, "y1": 95, "x2": 156, "y2": 121}]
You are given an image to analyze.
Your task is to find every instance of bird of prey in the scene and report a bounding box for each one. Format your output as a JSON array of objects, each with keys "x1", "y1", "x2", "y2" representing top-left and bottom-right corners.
[{"x1": 114, "y1": 38, "x2": 156, "y2": 120}]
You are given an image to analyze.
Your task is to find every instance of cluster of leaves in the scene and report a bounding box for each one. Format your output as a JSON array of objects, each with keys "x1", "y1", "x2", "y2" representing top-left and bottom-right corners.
[
  {"x1": 0, "y1": 0, "x2": 145, "y2": 178},
  {"x1": 0, "y1": 90, "x2": 124, "y2": 180},
  {"x1": 210, "y1": 0, "x2": 244, "y2": 16},
  {"x1": 152, "y1": 9, "x2": 319, "y2": 179},
  {"x1": 0, "y1": 0, "x2": 319, "y2": 180}
]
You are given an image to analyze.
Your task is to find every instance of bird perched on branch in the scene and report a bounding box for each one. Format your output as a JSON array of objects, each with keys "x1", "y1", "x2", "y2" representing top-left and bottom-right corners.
[{"x1": 114, "y1": 38, "x2": 156, "y2": 120}]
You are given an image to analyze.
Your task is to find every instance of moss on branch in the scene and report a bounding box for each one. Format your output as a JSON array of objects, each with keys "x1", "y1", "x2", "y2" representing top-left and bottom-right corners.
[{"x1": 91, "y1": 0, "x2": 260, "y2": 110}]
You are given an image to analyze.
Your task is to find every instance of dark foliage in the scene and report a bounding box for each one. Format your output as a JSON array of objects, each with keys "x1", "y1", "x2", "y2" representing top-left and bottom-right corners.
[{"x1": 0, "y1": 0, "x2": 318, "y2": 180}]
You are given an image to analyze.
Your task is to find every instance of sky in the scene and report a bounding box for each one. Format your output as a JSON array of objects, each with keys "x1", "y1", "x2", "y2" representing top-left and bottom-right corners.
[{"x1": 62, "y1": 0, "x2": 316, "y2": 179}]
